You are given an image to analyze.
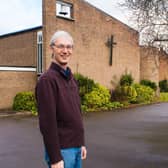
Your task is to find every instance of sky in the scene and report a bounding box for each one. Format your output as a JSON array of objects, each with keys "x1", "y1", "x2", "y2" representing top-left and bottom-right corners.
[{"x1": 0, "y1": 0, "x2": 131, "y2": 36}]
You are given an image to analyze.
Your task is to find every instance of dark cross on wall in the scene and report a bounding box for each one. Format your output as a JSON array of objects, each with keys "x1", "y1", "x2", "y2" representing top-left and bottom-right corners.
[{"x1": 106, "y1": 35, "x2": 117, "y2": 66}]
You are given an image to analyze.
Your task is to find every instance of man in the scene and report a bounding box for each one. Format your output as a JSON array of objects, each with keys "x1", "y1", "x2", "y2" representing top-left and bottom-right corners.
[{"x1": 35, "y1": 30, "x2": 87, "y2": 168}]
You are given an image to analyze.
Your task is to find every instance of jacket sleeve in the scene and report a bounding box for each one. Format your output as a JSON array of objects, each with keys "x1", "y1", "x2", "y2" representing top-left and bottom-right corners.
[{"x1": 35, "y1": 76, "x2": 63, "y2": 164}]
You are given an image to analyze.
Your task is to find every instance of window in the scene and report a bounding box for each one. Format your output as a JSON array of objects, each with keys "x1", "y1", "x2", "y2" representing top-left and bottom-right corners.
[
  {"x1": 56, "y1": 1, "x2": 73, "y2": 19},
  {"x1": 37, "y1": 31, "x2": 43, "y2": 74}
]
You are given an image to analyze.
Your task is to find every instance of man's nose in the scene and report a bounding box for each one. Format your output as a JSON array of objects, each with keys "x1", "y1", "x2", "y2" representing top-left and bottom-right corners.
[{"x1": 62, "y1": 47, "x2": 68, "y2": 53}]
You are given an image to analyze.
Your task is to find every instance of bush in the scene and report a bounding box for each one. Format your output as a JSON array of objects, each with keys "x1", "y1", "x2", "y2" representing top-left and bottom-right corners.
[
  {"x1": 140, "y1": 79, "x2": 157, "y2": 91},
  {"x1": 112, "y1": 85, "x2": 137, "y2": 103},
  {"x1": 82, "y1": 84, "x2": 123, "y2": 112},
  {"x1": 82, "y1": 84, "x2": 110, "y2": 111},
  {"x1": 106, "y1": 101, "x2": 124, "y2": 109},
  {"x1": 159, "y1": 93, "x2": 168, "y2": 102},
  {"x1": 74, "y1": 73, "x2": 97, "y2": 100},
  {"x1": 13, "y1": 91, "x2": 37, "y2": 115},
  {"x1": 120, "y1": 73, "x2": 134, "y2": 86},
  {"x1": 132, "y1": 83, "x2": 155, "y2": 103},
  {"x1": 159, "y1": 79, "x2": 168, "y2": 92}
]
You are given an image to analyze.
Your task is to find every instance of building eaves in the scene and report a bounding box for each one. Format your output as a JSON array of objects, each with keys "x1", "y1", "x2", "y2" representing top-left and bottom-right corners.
[{"x1": 0, "y1": 26, "x2": 42, "y2": 38}]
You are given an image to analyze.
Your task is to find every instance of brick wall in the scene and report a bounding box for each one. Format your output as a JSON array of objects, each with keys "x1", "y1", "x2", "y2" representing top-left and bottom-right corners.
[
  {"x1": 0, "y1": 28, "x2": 41, "y2": 109},
  {"x1": 43, "y1": 0, "x2": 140, "y2": 88},
  {"x1": 159, "y1": 50, "x2": 168, "y2": 80},
  {"x1": 0, "y1": 28, "x2": 41, "y2": 67},
  {"x1": 140, "y1": 47, "x2": 159, "y2": 84},
  {"x1": 0, "y1": 71, "x2": 36, "y2": 109},
  {"x1": 140, "y1": 46, "x2": 168, "y2": 84}
]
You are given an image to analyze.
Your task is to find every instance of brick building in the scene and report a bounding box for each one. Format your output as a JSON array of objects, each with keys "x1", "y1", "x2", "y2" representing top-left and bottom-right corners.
[
  {"x1": 140, "y1": 46, "x2": 168, "y2": 85},
  {"x1": 1, "y1": 0, "x2": 166, "y2": 109},
  {"x1": 0, "y1": 27, "x2": 42, "y2": 109},
  {"x1": 42, "y1": 0, "x2": 140, "y2": 87},
  {"x1": 159, "y1": 49, "x2": 168, "y2": 81}
]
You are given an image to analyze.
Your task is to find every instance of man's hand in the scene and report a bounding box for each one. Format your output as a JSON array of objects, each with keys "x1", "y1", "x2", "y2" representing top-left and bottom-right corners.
[
  {"x1": 81, "y1": 146, "x2": 87, "y2": 160},
  {"x1": 51, "y1": 160, "x2": 64, "y2": 168}
]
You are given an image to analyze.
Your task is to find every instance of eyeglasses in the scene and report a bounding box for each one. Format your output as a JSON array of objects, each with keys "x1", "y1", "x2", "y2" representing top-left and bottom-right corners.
[{"x1": 53, "y1": 44, "x2": 73, "y2": 50}]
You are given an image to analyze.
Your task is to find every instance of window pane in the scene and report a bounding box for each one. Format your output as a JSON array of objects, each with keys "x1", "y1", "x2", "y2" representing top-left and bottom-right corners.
[
  {"x1": 37, "y1": 31, "x2": 43, "y2": 73},
  {"x1": 56, "y1": 1, "x2": 73, "y2": 19}
]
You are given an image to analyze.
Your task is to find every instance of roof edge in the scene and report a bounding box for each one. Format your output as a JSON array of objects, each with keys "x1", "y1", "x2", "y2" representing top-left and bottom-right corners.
[
  {"x1": 82, "y1": 0, "x2": 138, "y2": 33},
  {"x1": 0, "y1": 26, "x2": 42, "y2": 38}
]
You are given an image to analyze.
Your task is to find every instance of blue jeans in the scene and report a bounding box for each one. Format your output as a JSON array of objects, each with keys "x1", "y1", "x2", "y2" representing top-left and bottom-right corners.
[{"x1": 45, "y1": 147, "x2": 82, "y2": 168}]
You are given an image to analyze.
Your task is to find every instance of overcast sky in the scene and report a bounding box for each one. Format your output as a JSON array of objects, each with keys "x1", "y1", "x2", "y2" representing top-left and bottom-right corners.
[{"x1": 0, "y1": 0, "x2": 131, "y2": 35}]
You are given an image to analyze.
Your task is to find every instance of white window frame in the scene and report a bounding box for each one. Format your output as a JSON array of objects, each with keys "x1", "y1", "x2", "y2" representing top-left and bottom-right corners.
[
  {"x1": 56, "y1": 1, "x2": 73, "y2": 19},
  {"x1": 37, "y1": 31, "x2": 43, "y2": 74}
]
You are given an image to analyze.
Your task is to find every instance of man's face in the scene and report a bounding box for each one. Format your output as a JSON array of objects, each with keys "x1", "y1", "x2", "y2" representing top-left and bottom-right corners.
[{"x1": 51, "y1": 37, "x2": 73, "y2": 67}]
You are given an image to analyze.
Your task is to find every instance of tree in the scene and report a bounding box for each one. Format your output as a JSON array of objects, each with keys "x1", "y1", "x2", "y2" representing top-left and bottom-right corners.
[{"x1": 121, "y1": 0, "x2": 168, "y2": 53}]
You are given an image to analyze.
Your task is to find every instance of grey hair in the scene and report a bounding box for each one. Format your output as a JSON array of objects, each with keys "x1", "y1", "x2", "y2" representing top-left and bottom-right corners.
[{"x1": 50, "y1": 30, "x2": 74, "y2": 46}]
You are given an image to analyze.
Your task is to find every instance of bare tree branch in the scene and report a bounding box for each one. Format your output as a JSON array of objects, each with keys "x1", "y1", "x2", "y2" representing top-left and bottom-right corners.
[{"x1": 120, "y1": 0, "x2": 168, "y2": 52}]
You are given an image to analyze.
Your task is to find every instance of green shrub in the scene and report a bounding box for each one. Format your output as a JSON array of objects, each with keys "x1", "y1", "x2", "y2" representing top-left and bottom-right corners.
[
  {"x1": 82, "y1": 84, "x2": 110, "y2": 111},
  {"x1": 74, "y1": 73, "x2": 97, "y2": 100},
  {"x1": 159, "y1": 93, "x2": 168, "y2": 102},
  {"x1": 132, "y1": 83, "x2": 155, "y2": 103},
  {"x1": 159, "y1": 79, "x2": 168, "y2": 92},
  {"x1": 112, "y1": 85, "x2": 137, "y2": 103},
  {"x1": 140, "y1": 79, "x2": 157, "y2": 91},
  {"x1": 120, "y1": 73, "x2": 134, "y2": 86},
  {"x1": 82, "y1": 84, "x2": 123, "y2": 112},
  {"x1": 106, "y1": 101, "x2": 124, "y2": 109},
  {"x1": 13, "y1": 91, "x2": 37, "y2": 115}
]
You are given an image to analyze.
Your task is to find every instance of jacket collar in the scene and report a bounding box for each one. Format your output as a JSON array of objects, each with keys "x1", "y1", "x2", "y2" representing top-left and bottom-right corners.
[{"x1": 50, "y1": 62, "x2": 72, "y2": 80}]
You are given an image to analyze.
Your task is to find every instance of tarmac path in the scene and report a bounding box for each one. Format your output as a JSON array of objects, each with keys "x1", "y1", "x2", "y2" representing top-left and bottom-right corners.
[{"x1": 0, "y1": 103, "x2": 168, "y2": 168}]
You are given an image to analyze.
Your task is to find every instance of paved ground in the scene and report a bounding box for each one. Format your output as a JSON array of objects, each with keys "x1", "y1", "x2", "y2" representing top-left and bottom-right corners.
[{"x1": 0, "y1": 103, "x2": 168, "y2": 168}]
